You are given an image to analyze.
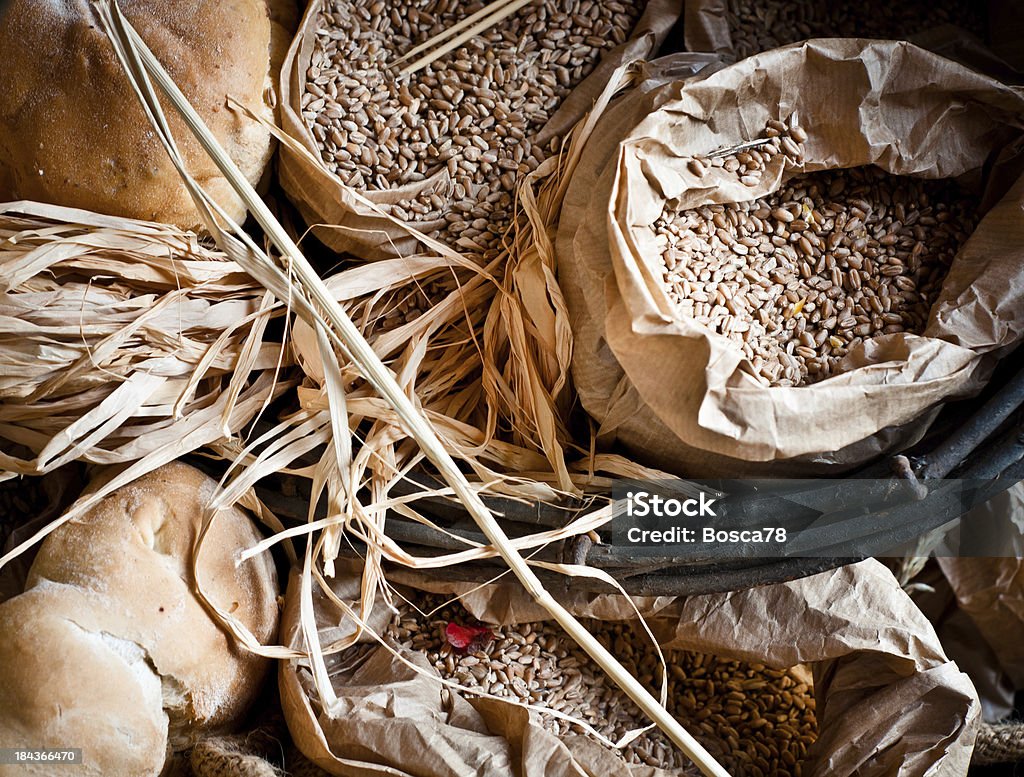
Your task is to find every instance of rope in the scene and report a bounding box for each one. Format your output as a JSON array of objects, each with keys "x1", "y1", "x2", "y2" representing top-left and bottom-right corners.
[
  {"x1": 973, "y1": 721, "x2": 1024, "y2": 766},
  {"x1": 185, "y1": 713, "x2": 333, "y2": 777}
]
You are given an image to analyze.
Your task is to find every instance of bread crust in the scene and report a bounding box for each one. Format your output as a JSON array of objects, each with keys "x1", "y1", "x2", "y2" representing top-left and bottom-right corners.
[
  {"x1": 0, "y1": 0, "x2": 285, "y2": 229},
  {"x1": 0, "y1": 585, "x2": 169, "y2": 777},
  {"x1": 23, "y1": 462, "x2": 281, "y2": 753}
]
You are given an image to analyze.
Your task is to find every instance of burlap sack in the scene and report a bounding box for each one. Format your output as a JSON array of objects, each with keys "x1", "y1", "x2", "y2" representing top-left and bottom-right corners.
[
  {"x1": 277, "y1": 0, "x2": 684, "y2": 260},
  {"x1": 556, "y1": 41, "x2": 1024, "y2": 476},
  {"x1": 279, "y1": 559, "x2": 979, "y2": 776}
]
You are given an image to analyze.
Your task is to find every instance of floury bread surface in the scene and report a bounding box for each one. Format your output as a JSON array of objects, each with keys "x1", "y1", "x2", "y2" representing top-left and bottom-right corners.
[{"x1": 0, "y1": 462, "x2": 280, "y2": 775}]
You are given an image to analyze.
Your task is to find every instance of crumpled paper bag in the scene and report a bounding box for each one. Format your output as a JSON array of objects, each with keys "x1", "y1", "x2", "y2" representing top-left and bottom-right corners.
[
  {"x1": 277, "y1": 0, "x2": 684, "y2": 260},
  {"x1": 280, "y1": 559, "x2": 979, "y2": 776},
  {"x1": 935, "y1": 483, "x2": 1024, "y2": 711},
  {"x1": 913, "y1": 561, "x2": 1016, "y2": 723},
  {"x1": 556, "y1": 41, "x2": 1024, "y2": 476}
]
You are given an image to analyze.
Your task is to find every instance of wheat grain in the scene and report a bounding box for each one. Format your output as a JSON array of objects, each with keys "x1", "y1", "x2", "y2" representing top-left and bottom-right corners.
[
  {"x1": 304, "y1": 0, "x2": 646, "y2": 255},
  {"x1": 655, "y1": 126, "x2": 978, "y2": 387}
]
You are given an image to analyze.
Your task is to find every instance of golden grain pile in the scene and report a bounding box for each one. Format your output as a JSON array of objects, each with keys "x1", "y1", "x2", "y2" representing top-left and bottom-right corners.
[
  {"x1": 656, "y1": 126, "x2": 978, "y2": 386},
  {"x1": 302, "y1": 0, "x2": 646, "y2": 253},
  {"x1": 330, "y1": 596, "x2": 819, "y2": 776}
]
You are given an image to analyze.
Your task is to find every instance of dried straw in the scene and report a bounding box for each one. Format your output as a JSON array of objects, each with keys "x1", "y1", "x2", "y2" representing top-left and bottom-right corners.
[
  {"x1": 395, "y1": 0, "x2": 538, "y2": 76},
  {"x1": 390, "y1": 0, "x2": 523, "y2": 66},
  {"x1": 0, "y1": 201, "x2": 295, "y2": 567}
]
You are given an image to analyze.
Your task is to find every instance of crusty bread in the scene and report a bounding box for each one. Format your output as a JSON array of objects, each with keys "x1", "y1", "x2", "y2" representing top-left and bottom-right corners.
[
  {"x1": 0, "y1": 0, "x2": 287, "y2": 230},
  {"x1": 0, "y1": 585, "x2": 168, "y2": 777},
  {"x1": 0, "y1": 462, "x2": 280, "y2": 774},
  {"x1": 25, "y1": 462, "x2": 281, "y2": 751}
]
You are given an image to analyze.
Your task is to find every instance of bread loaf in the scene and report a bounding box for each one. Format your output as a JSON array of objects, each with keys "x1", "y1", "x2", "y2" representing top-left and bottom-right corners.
[
  {"x1": 0, "y1": 585, "x2": 168, "y2": 776},
  {"x1": 0, "y1": 0, "x2": 288, "y2": 230},
  {"x1": 0, "y1": 462, "x2": 280, "y2": 775}
]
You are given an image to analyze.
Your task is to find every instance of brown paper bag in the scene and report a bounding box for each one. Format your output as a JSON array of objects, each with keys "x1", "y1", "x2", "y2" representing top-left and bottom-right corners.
[
  {"x1": 279, "y1": 559, "x2": 979, "y2": 776},
  {"x1": 913, "y1": 562, "x2": 1017, "y2": 722},
  {"x1": 556, "y1": 42, "x2": 1024, "y2": 476},
  {"x1": 277, "y1": 0, "x2": 683, "y2": 260},
  {"x1": 909, "y1": 485, "x2": 1024, "y2": 726},
  {"x1": 936, "y1": 484, "x2": 1024, "y2": 698}
]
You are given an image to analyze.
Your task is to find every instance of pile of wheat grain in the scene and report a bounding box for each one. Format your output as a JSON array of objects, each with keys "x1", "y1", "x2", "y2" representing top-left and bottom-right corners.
[
  {"x1": 655, "y1": 129, "x2": 977, "y2": 386},
  {"x1": 303, "y1": 0, "x2": 646, "y2": 254},
  {"x1": 329, "y1": 595, "x2": 818, "y2": 776}
]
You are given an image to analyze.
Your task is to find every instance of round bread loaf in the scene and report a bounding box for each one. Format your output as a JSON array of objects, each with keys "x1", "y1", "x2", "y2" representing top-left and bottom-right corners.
[
  {"x1": 0, "y1": 585, "x2": 168, "y2": 777},
  {"x1": 0, "y1": 0, "x2": 287, "y2": 230},
  {"x1": 0, "y1": 461, "x2": 280, "y2": 774}
]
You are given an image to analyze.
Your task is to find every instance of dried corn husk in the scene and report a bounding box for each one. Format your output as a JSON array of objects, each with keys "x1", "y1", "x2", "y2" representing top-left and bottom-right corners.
[
  {"x1": 0, "y1": 201, "x2": 293, "y2": 480},
  {"x1": 0, "y1": 199, "x2": 298, "y2": 577}
]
